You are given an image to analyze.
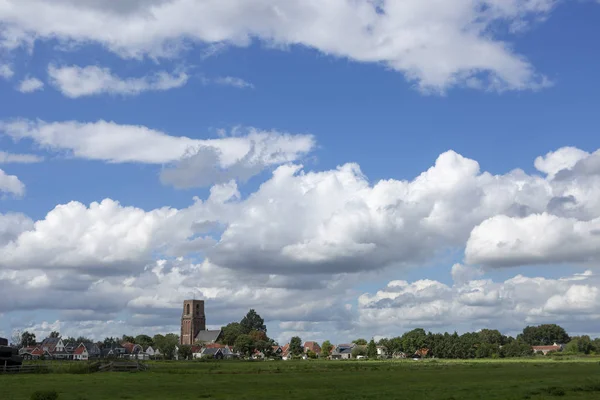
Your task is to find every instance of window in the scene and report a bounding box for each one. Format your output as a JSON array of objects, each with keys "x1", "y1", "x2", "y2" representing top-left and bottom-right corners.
[{"x1": 186, "y1": 304, "x2": 190, "y2": 314}]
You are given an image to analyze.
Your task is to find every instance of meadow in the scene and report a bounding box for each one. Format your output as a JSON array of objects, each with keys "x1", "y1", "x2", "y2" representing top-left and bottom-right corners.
[{"x1": 2, "y1": 358, "x2": 600, "y2": 400}]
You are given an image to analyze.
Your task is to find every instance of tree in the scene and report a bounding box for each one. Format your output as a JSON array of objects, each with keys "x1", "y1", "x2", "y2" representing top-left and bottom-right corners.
[
  {"x1": 352, "y1": 338, "x2": 367, "y2": 345},
  {"x1": 103, "y1": 337, "x2": 118, "y2": 348},
  {"x1": 517, "y1": 324, "x2": 570, "y2": 346},
  {"x1": 367, "y1": 338, "x2": 378, "y2": 359},
  {"x1": 475, "y1": 343, "x2": 499, "y2": 359},
  {"x1": 75, "y1": 336, "x2": 92, "y2": 343},
  {"x1": 20, "y1": 331, "x2": 36, "y2": 347},
  {"x1": 289, "y1": 336, "x2": 303, "y2": 356},
  {"x1": 240, "y1": 309, "x2": 266, "y2": 334},
  {"x1": 154, "y1": 334, "x2": 179, "y2": 360},
  {"x1": 478, "y1": 329, "x2": 506, "y2": 345},
  {"x1": 249, "y1": 330, "x2": 268, "y2": 342},
  {"x1": 134, "y1": 334, "x2": 153, "y2": 348},
  {"x1": 221, "y1": 322, "x2": 244, "y2": 346},
  {"x1": 401, "y1": 329, "x2": 427, "y2": 354},
  {"x1": 306, "y1": 350, "x2": 317, "y2": 359},
  {"x1": 121, "y1": 335, "x2": 135, "y2": 344},
  {"x1": 566, "y1": 336, "x2": 593, "y2": 355},
  {"x1": 178, "y1": 345, "x2": 192, "y2": 360},
  {"x1": 11, "y1": 330, "x2": 22, "y2": 348},
  {"x1": 352, "y1": 346, "x2": 367, "y2": 358},
  {"x1": 49, "y1": 331, "x2": 60, "y2": 338},
  {"x1": 500, "y1": 340, "x2": 533, "y2": 358},
  {"x1": 234, "y1": 334, "x2": 255, "y2": 357},
  {"x1": 321, "y1": 340, "x2": 333, "y2": 357}
]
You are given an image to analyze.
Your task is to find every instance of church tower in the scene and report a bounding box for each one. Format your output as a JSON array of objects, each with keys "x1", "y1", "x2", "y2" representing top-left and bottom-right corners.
[{"x1": 180, "y1": 300, "x2": 206, "y2": 345}]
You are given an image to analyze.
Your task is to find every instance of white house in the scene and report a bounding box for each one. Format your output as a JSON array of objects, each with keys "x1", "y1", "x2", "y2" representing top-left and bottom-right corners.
[{"x1": 73, "y1": 343, "x2": 89, "y2": 361}]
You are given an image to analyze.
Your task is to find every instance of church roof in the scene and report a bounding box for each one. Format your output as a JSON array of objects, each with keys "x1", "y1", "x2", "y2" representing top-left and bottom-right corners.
[{"x1": 195, "y1": 330, "x2": 222, "y2": 343}]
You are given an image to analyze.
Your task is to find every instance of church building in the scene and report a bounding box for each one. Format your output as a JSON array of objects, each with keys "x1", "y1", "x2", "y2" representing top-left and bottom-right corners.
[{"x1": 180, "y1": 300, "x2": 222, "y2": 345}]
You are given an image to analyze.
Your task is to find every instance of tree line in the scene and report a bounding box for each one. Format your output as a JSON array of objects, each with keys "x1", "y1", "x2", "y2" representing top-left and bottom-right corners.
[{"x1": 14, "y1": 320, "x2": 600, "y2": 360}]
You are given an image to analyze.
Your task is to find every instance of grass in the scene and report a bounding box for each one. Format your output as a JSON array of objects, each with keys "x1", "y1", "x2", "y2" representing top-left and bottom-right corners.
[{"x1": 1, "y1": 359, "x2": 600, "y2": 399}]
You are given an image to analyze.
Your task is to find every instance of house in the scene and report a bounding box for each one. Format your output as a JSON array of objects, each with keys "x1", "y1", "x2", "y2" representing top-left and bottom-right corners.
[
  {"x1": 201, "y1": 347, "x2": 224, "y2": 359},
  {"x1": 393, "y1": 351, "x2": 407, "y2": 359},
  {"x1": 303, "y1": 341, "x2": 321, "y2": 355},
  {"x1": 52, "y1": 347, "x2": 72, "y2": 360},
  {"x1": 532, "y1": 343, "x2": 563, "y2": 355},
  {"x1": 195, "y1": 330, "x2": 223, "y2": 344},
  {"x1": 73, "y1": 343, "x2": 89, "y2": 361},
  {"x1": 40, "y1": 337, "x2": 73, "y2": 359},
  {"x1": 272, "y1": 346, "x2": 283, "y2": 358},
  {"x1": 64, "y1": 341, "x2": 77, "y2": 353},
  {"x1": 376, "y1": 346, "x2": 388, "y2": 358},
  {"x1": 281, "y1": 343, "x2": 290, "y2": 360},
  {"x1": 145, "y1": 346, "x2": 161, "y2": 359},
  {"x1": 40, "y1": 337, "x2": 65, "y2": 353},
  {"x1": 252, "y1": 349, "x2": 264, "y2": 359},
  {"x1": 101, "y1": 344, "x2": 127, "y2": 359},
  {"x1": 330, "y1": 344, "x2": 354, "y2": 360},
  {"x1": 221, "y1": 346, "x2": 237, "y2": 359},
  {"x1": 83, "y1": 342, "x2": 102, "y2": 359},
  {"x1": 121, "y1": 342, "x2": 144, "y2": 359},
  {"x1": 20, "y1": 346, "x2": 45, "y2": 360}
]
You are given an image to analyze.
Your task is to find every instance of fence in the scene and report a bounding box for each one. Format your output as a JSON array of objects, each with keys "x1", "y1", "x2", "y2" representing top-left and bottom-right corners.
[{"x1": 0, "y1": 360, "x2": 148, "y2": 374}]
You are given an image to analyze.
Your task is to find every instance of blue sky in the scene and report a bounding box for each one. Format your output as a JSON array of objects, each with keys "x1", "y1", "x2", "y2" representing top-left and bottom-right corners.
[{"x1": 1, "y1": 0, "x2": 600, "y2": 345}]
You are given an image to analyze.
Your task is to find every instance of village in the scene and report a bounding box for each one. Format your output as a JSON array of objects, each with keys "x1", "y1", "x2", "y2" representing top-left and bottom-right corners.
[{"x1": 7, "y1": 299, "x2": 576, "y2": 363}]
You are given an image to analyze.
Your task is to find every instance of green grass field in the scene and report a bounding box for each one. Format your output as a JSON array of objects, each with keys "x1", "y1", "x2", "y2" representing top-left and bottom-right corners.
[{"x1": 2, "y1": 359, "x2": 600, "y2": 400}]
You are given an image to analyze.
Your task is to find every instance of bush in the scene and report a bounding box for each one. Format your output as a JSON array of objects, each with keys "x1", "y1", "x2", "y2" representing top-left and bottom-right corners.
[{"x1": 30, "y1": 390, "x2": 59, "y2": 400}]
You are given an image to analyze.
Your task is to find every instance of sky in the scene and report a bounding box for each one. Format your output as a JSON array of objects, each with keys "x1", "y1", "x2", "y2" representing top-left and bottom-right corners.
[{"x1": 1, "y1": 0, "x2": 600, "y2": 346}]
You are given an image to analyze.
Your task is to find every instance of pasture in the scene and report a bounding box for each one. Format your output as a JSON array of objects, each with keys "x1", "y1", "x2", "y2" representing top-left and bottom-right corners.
[{"x1": 2, "y1": 359, "x2": 600, "y2": 400}]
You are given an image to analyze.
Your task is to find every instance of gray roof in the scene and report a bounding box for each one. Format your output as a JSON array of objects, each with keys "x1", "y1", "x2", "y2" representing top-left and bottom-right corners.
[
  {"x1": 195, "y1": 330, "x2": 222, "y2": 343},
  {"x1": 201, "y1": 348, "x2": 222, "y2": 356},
  {"x1": 41, "y1": 338, "x2": 60, "y2": 346}
]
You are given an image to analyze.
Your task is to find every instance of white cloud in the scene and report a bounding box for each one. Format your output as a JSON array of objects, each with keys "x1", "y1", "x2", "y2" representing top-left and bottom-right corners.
[
  {"x1": 466, "y1": 213, "x2": 600, "y2": 267},
  {"x1": 0, "y1": 212, "x2": 33, "y2": 245},
  {"x1": 534, "y1": 147, "x2": 590, "y2": 178},
  {"x1": 213, "y1": 76, "x2": 254, "y2": 89},
  {"x1": 358, "y1": 268, "x2": 600, "y2": 336},
  {"x1": 0, "y1": 168, "x2": 25, "y2": 196},
  {"x1": 0, "y1": 199, "x2": 187, "y2": 274},
  {"x1": 3, "y1": 145, "x2": 600, "y2": 339},
  {"x1": 17, "y1": 76, "x2": 44, "y2": 93},
  {"x1": 0, "y1": 0, "x2": 556, "y2": 92},
  {"x1": 0, "y1": 150, "x2": 42, "y2": 163},
  {"x1": 0, "y1": 119, "x2": 315, "y2": 187},
  {"x1": 48, "y1": 64, "x2": 188, "y2": 98},
  {"x1": 1, "y1": 145, "x2": 599, "y2": 278},
  {"x1": 190, "y1": 151, "x2": 553, "y2": 274},
  {"x1": 0, "y1": 63, "x2": 14, "y2": 79}
]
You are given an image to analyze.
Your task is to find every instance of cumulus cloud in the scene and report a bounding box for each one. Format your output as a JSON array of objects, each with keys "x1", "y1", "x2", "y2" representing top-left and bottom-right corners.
[
  {"x1": 213, "y1": 76, "x2": 254, "y2": 89},
  {"x1": 188, "y1": 151, "x2": 553, "y2": 274},
  {"x1": 0, "y1": 212, "x2": 33, "y2": 245},
  {"x1": 3, "y1": 145, "x2": 600, "y2": 339},
  {"x1": 0, "y1": 0, "x2": 556, "y2": 91},
  {"x1": 534, "y1": 147, "x2": 590, "y2": 178},
  {"x1": 0, "y1": 63, "x2": 14, "y2": 79},
  {"x1": 47, "y1": 64, "x2": 188, "y2": 98},
  {"x1": 0, "y1": 257, "x2": 358, "y2": 341},
  {"x1": 0, "y1": 199, "x2": 191, "y2": 274},
  {"x1": 0, "y1": 150, "x2": 42, "y2": 163},
  {"x1": 17, "y1": 76, "x2": 44, "y2": 93},
  {"x1": 2, "y1": 145, "x2": 600, "y2": 277},
  {"x1": 358, "y1": 268, "x2": 600, "y2": 337},
  {"x1": 466, "y1": 213, "x2": 600, "y2": 267},
  {"x1": 0, "y1": 119, "x2": 315, "y2": 187},
  {"x1": 0, "y1": 168, "x2": 25, "y2": 196}
]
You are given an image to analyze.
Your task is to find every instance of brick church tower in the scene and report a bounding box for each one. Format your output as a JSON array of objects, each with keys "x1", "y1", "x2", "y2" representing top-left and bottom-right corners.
[{"x1": 180, "y1": 300, "x2": 206, "y2": 345}]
